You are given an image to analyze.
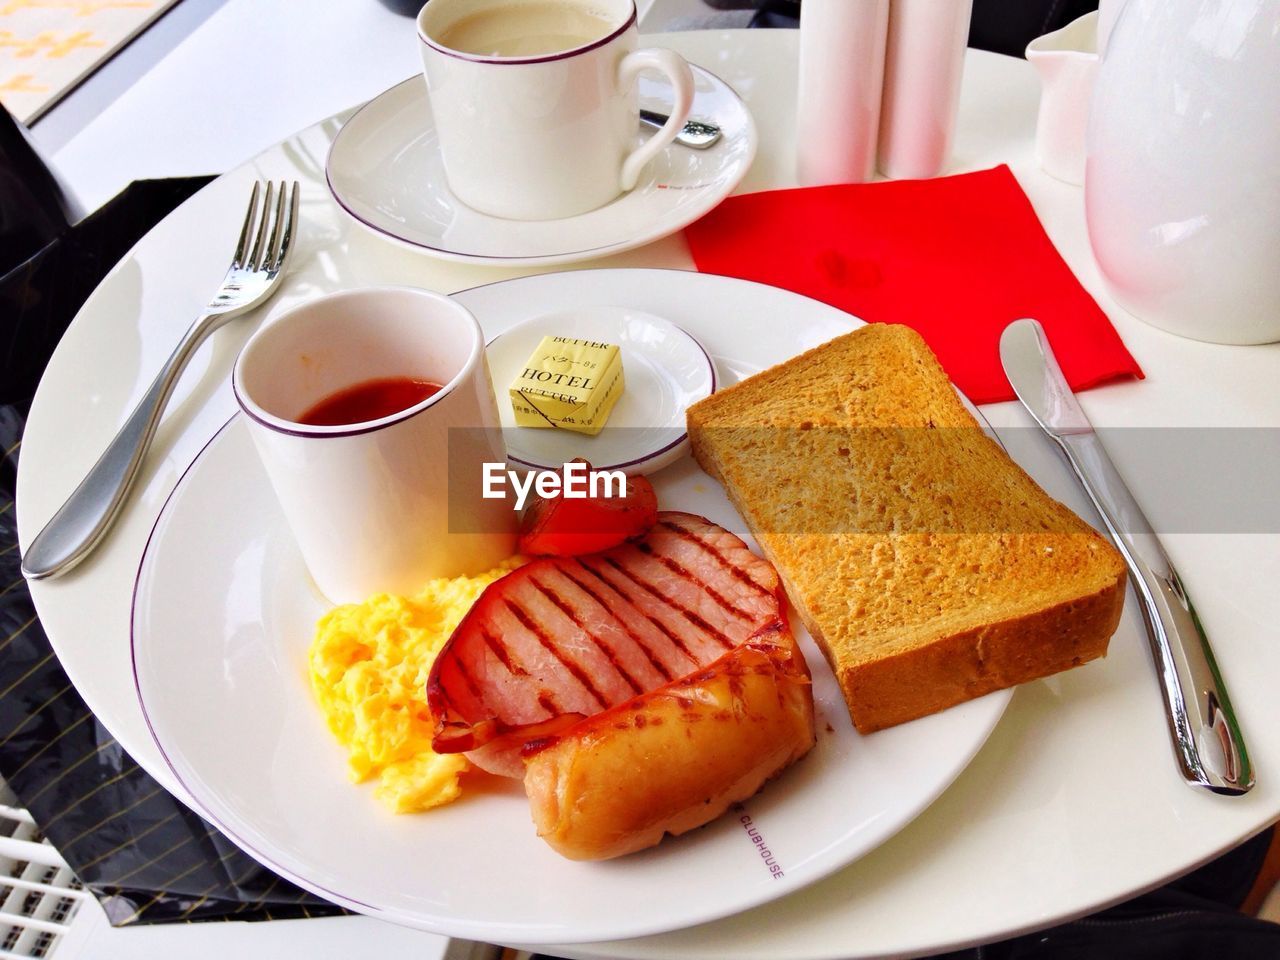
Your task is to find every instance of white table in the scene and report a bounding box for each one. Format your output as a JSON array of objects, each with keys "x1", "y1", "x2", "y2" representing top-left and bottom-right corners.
[{"x1": 19, "y1": 25, "x2": 1280, "y2": 960}]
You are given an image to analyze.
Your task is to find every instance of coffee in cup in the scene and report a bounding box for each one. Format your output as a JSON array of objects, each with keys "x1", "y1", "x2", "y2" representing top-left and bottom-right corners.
[{"x1": 435, "y1": 2, "x2": 615, "y2": 57}]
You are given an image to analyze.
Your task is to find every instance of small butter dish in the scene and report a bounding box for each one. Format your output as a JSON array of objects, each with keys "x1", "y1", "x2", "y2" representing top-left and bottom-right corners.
[
  {"x1": 510, "y1": 335, "x2": 625, "y2": 436},
  {"x1": 486, "y1": 306, "x2": 716, "y2": 476}
]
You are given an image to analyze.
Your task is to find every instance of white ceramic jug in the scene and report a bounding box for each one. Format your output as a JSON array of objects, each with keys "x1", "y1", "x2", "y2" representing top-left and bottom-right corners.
[
  {"x1": 1085, "y1": 0, "x2": 1280, "y2": 344},
  {"x1": 1025, "y1": 11, "x2": 1099, "y2": 185}
]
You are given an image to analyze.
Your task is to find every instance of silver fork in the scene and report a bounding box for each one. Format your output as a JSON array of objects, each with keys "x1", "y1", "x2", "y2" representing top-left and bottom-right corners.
[{"x1": 22, "y1": 180, "x2": 300, "y2": 581}]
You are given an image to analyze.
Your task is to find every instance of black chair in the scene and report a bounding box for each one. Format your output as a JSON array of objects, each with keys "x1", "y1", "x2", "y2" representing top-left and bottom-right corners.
[{"x1": 745, "y1": 0, "x2": 1099, "y2": 57}]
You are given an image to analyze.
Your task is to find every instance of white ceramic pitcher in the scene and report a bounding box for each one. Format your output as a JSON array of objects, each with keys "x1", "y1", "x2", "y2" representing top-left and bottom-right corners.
[
  {"x1": 1085, "y1": 0, "x2": 1280, "y2": 344},
  {"x1": 1025, "y1": 11, "x2": 1099, "y2": 185}
]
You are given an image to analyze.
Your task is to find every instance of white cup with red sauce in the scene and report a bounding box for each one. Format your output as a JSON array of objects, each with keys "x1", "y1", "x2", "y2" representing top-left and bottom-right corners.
[{"x1": 232, "y1": 286, "x2": 517, "y2": 604}]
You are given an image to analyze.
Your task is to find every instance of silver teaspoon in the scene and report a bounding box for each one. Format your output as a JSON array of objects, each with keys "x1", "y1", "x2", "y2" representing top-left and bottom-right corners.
[{"x1": 640, "y1": 109, "x2": 722, "y2": 149}]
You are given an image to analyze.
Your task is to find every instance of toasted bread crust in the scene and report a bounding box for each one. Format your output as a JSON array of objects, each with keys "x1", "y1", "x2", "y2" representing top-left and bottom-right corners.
[
  {"x1": 687, "y1": 324, "x2": 1127, "y2": 733},
  {"x1": 839, "y1": 575, "x2": 1124, "y2": 731}
]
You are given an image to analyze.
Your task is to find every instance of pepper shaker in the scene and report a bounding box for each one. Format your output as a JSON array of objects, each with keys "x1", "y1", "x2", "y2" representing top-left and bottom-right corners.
[
  {"x1": 796, "y1": 0, "x2": 891, "y2": 185},
  {"x1": 877, "y1": 0, "x2": 974, "y2": 180}
]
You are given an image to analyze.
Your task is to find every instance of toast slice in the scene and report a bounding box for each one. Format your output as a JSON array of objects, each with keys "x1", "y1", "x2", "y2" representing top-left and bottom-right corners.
[{"x1": 686, "y1": 324, "x2": 1126, "y2": 733}]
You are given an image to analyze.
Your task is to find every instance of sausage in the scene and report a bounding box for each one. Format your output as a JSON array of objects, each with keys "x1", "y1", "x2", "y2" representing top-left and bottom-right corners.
[{"x1": 522, "y1": 624, "x2": 815, "y2": 861}]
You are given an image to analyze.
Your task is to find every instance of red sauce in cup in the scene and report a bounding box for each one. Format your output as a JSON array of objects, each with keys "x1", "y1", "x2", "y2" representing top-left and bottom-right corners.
[{"x1": 298, "y1": 376, "x2": 442, "y2": 426}]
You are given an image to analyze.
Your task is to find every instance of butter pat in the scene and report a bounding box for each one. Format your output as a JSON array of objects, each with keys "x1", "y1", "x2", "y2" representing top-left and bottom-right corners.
[{"x1": 510, "y1": 336, "x2": 624, "y2": 436}]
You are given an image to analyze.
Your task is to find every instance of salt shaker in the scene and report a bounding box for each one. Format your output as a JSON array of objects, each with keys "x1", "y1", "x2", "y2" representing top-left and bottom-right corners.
[
  {"x1": 796, "y1": 0, "x2": 891, "y2": 185},
  {"x1": 877, "y1": 0, "x2": 974, "y2": 180}
]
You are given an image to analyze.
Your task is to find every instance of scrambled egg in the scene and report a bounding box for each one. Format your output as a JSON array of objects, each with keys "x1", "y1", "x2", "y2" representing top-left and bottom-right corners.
[{"x1": 308, "y1": 558, "x2": 522, "y2": 813}]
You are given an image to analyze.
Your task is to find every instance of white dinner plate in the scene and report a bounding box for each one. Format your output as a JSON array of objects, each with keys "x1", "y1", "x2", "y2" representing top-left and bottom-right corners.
[
  {"x1": 486, "y1": 306, "x2": 716, "y2": 474},
  {"x1": 325, "y1": 70, "x2": 756, "y2": 265},
  {"x1": 130, "y1": 270, "x2": 1012, "y2": 945}
]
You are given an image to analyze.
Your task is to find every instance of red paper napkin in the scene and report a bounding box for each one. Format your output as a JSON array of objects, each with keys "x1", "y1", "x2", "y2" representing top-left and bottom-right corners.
[{"x1": 684, "y1": 165, "x2": 1142, "y2": 404}]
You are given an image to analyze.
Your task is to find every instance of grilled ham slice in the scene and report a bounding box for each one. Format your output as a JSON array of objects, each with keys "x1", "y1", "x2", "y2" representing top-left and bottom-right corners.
[{"x1": 427, "y1": 511, "x2": 796, "y2": 776}]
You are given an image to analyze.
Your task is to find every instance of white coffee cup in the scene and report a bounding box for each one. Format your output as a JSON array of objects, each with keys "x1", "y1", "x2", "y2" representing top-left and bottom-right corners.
[
  {"x1": 417, "y1": 0, "x2": 696, "y2": 221},
  {"x1": 233, "y1": 287, "x2": 517, "y2": 604}
]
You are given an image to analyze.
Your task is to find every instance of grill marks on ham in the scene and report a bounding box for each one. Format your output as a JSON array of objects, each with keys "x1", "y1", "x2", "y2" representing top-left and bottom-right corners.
[{"x1": 428, "y1": 512, "x2": 785, "y2": 760}]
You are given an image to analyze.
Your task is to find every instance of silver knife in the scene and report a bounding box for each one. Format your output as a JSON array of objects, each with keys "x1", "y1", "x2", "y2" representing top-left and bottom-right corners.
[{"x1": 999, "y1": 318, "x2": 1253, "y2": 795}]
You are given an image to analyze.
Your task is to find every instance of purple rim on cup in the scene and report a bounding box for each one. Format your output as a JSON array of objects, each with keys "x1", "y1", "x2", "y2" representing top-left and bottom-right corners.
[
  {"x1": 416, "y1": 1, "x2": 638, "y2": 66},
  {"x1": 231, "y1": 286, "x2": 483, "y2": 440}
]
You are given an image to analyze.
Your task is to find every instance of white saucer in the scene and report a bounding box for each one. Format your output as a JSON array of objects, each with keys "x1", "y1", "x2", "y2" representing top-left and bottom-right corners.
[
  {"x1": 487, "y1": 306, "x2": 716, "y2": 475},
  {"x1": 325, "y1": 69, "x2": 757, "y2": 266}
]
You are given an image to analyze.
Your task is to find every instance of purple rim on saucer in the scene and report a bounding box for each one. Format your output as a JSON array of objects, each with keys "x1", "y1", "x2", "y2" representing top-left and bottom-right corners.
[
  {"x1": 322, "y1": 62, "x2": 754, "y2": 264},
  {"x1": 486, "y1": 320, "x2": 717, "y2": 473}
]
